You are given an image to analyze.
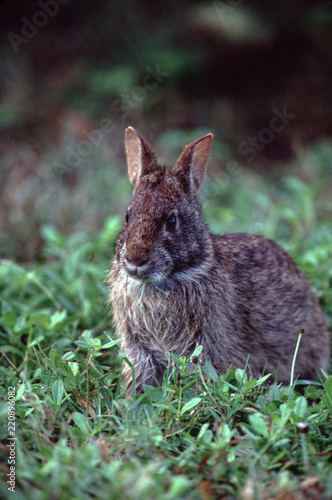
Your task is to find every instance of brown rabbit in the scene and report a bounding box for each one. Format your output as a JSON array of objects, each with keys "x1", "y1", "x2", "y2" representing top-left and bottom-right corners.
[{"x1": 109, "y1": 127, "x2": 330, "y2": 396}]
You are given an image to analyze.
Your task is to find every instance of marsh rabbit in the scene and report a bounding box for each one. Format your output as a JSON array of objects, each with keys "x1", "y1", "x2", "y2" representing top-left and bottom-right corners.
[{"x1": 109, "y1": 127, "x2": 330, "y2": 396}]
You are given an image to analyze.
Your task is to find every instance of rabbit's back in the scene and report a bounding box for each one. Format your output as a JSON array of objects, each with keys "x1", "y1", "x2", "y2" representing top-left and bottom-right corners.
[{"x1": 209, "y1": 232, "x2": 329, "y2": 380}]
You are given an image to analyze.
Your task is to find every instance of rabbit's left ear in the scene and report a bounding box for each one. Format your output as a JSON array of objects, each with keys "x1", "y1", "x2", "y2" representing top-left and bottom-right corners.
[
  {"x1": 125, "y1": 127, "x2": 158, "y2": 189},
  {"x1": 172, "y1": 133, "x2": 213, "y2": 193}
]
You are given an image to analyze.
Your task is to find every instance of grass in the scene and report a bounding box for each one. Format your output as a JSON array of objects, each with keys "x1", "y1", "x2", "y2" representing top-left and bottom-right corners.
[{"x1": 0, "y1": 140, "x2": 332, "y2": 499}]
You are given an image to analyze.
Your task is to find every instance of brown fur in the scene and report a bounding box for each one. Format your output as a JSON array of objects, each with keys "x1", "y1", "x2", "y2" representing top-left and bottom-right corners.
[{"x1": 109, "y1": 127, "x2": 330, "y2": 396}]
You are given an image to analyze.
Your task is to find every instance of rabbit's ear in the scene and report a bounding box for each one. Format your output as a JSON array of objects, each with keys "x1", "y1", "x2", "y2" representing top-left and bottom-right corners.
[
  {"x1": 172, "y1": 133, "x2": 213, "y2": 192},
  {"x1": 125, "y1": 127, "x2": 158, "y2": 188}
]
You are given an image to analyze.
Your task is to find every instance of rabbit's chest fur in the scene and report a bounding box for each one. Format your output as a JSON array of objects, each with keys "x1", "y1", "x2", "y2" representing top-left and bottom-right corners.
[{"x1": 111, "y1": 265, "x2": 236, "y2": 356}]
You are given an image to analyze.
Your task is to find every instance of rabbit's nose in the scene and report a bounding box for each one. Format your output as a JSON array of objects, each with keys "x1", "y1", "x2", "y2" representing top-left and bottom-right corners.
[
  {"x1": 125, "y1": 250, "x2": 149, "y2": 270},
  {"x1": 125, "y1": 256, "x2": 148, "y2": 268},
  {"x1": 124, "y1": 257, "x2": 149, "y2": 277}
]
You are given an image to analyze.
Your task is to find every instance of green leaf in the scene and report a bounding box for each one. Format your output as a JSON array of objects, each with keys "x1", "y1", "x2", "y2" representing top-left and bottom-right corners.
[
  {"x1": 197, "y1": 422, "x2": 210, "y2": 440},
  {"x1": 50, "y1": 310, "x2": 67, "y2": 328},
  {"x1": 2, "y1": 310, "x2": 17, "y2": 328},
  {"x1": 61, "y1": 351, "x2": 76, "y2": 361},
  {"x1": 73, "y1": 412, "x2": 91, "y2": 434},
  {"x1": 102, "y1": 338, "x2": 122, "y2": 349},
  {"x1": 191, "y1": 345, "x2": 203, "y2": 358},
  {"x1": 49, "y1": 349, "x2": 61, "y2": 366},
  {"x1": 279, "y1": 404, "x2": 291, "y2": 426},
  {"x1": 166, "y1": 476, "x2": 192, "y2": 499},
  {"x1": 52, "y1": 379, "x2": 64, "y2": 405},
  {"x1": 235, "y1": 368, "x2": 248, "y2": 385},
  {"x1": 324, "y1": 376, "x2": 332, "y2": 398},
  {"x1": 322, "y1": 378, "x2": 332, "y2": 413},
  {"x1": 1, "y1": 301, "x2": 13, "y2": 313},
  {"x1": 256, "y1": 373, "x2": 271, "y2": 385},
  {"x1": 268, "y1": 385, "x2": 281, "y2": 402},
  {"x1": 56, "y1": 362, "x2": 75, "y2": 378},
  {"x1": 41, "y1": 224, "x2": 66, "y2": 247},
  {"x1": 68, "y1": 362, "x2": 79, "y2": 376},
  {"x1": 257, "y1": 395, "x2": 267, "y2": 413},
  {"x1": 204, "y1": 360, "x2": 219, "y2": 382},
  {"x1": 249, "y1": 413, "x2": 269, "y2": 438},
  {"x1": 35, "y1": 314, "x2": 50, "y2": 329},
  {"x1": 322, "y1": 394, "x2": 332, "y2": 412},
  {"x1": 243, "y1": 379, "x2": 257, "y2": 393},
  {"x1": 182, "y1": 380, "x2": 197, "y2": 392},
  {"x1": 294, "y1": 396, "x2": 308, "y2": 418},
  {"x1": 75, "y1": 340, "x2": 94, "y2": 349},
  {"x1": 219, "y1": 423, "x2": 232, "y2": 445},
  {"x1": 180, "y1": 397, "x2": 202, "y2": 414},
  {"x1": 16, "y1": 383, "x2": 25, "y2": 400},
  {"x1": 304, "y1": 385, "x2": 318, "y2": 400}
]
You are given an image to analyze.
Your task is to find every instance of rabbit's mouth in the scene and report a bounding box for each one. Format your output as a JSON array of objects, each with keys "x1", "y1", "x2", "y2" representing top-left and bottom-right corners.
[
  {"x1": 124, "y1": 259, "x2": 150, "y2": 279},
  {"x1": 121, "y1": 243, "x2": 172, "y2": 283},
  {"x1": 122, "y1": 257, "x2": 170, "y2": 286}
]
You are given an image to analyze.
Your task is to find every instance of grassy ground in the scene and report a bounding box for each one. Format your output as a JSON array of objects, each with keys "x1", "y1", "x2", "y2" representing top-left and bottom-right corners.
[{"x1": 0, "y1": 140, "x2": 332, "y2": 499}]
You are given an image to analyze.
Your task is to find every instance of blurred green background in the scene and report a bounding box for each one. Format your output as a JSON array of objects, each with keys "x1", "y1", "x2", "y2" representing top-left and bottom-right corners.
[{"x1": 0, "y1": 0, "x2": 332, "y2": 261}]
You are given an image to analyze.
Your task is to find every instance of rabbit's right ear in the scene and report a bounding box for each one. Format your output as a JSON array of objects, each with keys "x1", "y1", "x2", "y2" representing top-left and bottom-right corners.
[
  {"x1": 125, "y1": 127, "x2": 158, "y2": 189},
  {"x1": 172, "y1": 133, "x2": 213, "y2": 193}
]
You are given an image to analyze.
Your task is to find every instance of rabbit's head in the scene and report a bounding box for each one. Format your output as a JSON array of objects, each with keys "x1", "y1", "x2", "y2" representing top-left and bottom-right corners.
[{"x1": 116, "y1": 127, "x2": 213, "y2": 285}]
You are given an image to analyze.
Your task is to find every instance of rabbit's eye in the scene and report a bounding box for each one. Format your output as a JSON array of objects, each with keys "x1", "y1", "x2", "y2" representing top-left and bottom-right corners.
[
  {"x1": 125, "y1": 210, "x2": 130, "y2": 224},
  {"x1": 165, "y1": 214, "x2": 176, "y2": 232}
]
